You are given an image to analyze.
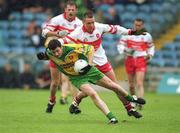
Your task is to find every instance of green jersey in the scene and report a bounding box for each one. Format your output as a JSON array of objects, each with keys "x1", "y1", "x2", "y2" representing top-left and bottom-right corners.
[{"x1": 46, "y1": 44, "x2": 93, "y2": 76}]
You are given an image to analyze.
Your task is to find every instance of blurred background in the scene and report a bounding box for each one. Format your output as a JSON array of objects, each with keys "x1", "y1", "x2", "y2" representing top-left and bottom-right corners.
[{"x1": 0, "y1": 0, "x2": 179, "y2": 94}]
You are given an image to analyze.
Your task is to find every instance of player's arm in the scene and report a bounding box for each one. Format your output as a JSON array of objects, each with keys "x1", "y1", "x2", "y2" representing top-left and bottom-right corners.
[
  {"x1": 44, "y1": 28, "x2": 77, "y2": 48},
  {"x1": 97, "y1": 23, "x2": 117, "y2": 34},
  {"x1": 86, "y1": 45, "x2": 94, "y2": 66},
  {"x1": 44, "y1": 30, "x2": 68, "y2": 38},
  {"x1": 36, "y1": 49, "x2": 49, "y2": 60},
  {"x1": 77, "y1": 45, "x2": 94, "y2": 75},
  {"x1": 145, "y1": 34, "x2": 155, "y2": 61},
  {"x1": 42, "y1": 17, "x2": 68, "y2": 38},
  {"x1": 117, "y1": 36, "x2": 134, "y2": 56},
  {"x1": 115, "y1": 25, "x2": 136, "y2": 35},
  {"x1": 75, "y1": 44, "x2": 94, "y2": 64},
  {"x1": 114, "y1": 25, "x2": 141, "y2": 35},
  {"x1": 117, "y1": 36, "x2": 127, "y2": 55},
  {"x1": 58, "y1": 28, "x2": 79, "y2": 44},
  {"x1": 97, "y1": 23, "x2": 132, "y2": 35}
]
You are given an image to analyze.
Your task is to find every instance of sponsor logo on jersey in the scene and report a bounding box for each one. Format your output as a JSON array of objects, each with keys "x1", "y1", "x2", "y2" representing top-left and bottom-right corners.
[
  {"x1": 84, "y1": 38, "x2": 88, "y2": 42},
  {"x1": 74, "y1": 24, "x2": 77, "y2": 28}
]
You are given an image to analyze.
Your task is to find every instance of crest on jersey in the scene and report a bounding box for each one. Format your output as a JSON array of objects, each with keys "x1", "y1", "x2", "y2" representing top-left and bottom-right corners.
[
  {"x1": 68, "y1": 55, "x2": 74, "y2": 60},
  {"x1": 141, "y1": 37, "x2": 144, "y2": 41},
  {"x1": 84, "y1": 38, "x2": 88, "y2": 42},
  {"x1": 74, "y1": 24, "x2": 77, "y2": 28},
  {"x1": 96, "y1": 33, "x2": 100, "y2": 38}
]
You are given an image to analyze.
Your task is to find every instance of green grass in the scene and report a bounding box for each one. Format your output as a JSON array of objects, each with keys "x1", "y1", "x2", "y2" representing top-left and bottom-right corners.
[{"x1": 0, "y1": 89, "x2": 180, "y2": 133}]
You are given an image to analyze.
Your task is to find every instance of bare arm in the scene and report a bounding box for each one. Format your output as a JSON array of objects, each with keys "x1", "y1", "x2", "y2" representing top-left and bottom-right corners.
[
  {"x1": 45, "y1": 30, "x2": 68, "y2": 38},
  {"x1": 87, "y1": 46, "x2": 94, "y2": 66}
]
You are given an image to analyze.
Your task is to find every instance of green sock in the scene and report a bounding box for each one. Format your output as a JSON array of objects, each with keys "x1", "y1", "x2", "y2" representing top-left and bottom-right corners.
[
  {"x1": 106, "y1": 112, "x2": 116, "y2": 120},
  {"x1": 125, "y1": 95, "x2": 133, "y2": 102}
]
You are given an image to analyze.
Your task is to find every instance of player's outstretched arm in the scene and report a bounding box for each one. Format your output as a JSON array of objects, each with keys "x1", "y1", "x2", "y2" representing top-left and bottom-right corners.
[{"x1": 36, "y1": 52, "x2": 49, "y2": 60}]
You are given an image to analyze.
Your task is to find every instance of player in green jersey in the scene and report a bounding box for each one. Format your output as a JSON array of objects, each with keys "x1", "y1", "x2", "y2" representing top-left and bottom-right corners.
[{"x1": 37, "y1": 39, "x2": 146, "y2": 124}]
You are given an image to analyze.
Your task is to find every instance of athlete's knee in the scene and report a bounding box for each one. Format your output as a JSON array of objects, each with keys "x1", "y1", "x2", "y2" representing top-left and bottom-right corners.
[
  {"x1": 51, "y1": 80, "x2": 59, "y2": 89},
  {"x1": 136, "y1": 81, "x2": 143, "y2": 88},
  {"x1": 129, "y1": 86, "x2": 135, "y2": 91},
  {"x1": 61, "y1": 77, "x2": 68, "y2": 83},
  {"x1": 88, "y1": 91, "x2": 98, "y2": 100},
  {"x1": 80, "y1": 92, "x2": 88, "y2": 98},
  {"x1": 109, "y1": 81, "x2": 119, "y2": 92}
]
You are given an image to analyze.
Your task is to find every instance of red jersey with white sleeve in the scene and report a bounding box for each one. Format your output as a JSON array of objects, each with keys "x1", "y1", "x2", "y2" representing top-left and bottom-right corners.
[
  {"x1": 42, "y1": 13, "x2": 82, "y2": 68},
  {"x1": 118, "y1": 33, "x2": 155, "y2": 74},
  {"x1": 58, "y1": 22, "x2": 131, "y2": 72},
  {"x1": 42, "y1": 13, "x2": 82, "y2": 37},
  {"x1": 118, "y1": 32, "x2": 155, "y2": 57}
]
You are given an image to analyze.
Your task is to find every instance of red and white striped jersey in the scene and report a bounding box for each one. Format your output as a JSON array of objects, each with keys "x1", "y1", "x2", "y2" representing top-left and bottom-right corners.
[
  {"x1": 118, "y1": 32, "x2": 155, "y2": 57},
  {"x1": 58, "y1": 22, "x2": 131, "y2": 66},
  {"x1": 42, "y1": 13, "x2": 82, "y2": 37}
]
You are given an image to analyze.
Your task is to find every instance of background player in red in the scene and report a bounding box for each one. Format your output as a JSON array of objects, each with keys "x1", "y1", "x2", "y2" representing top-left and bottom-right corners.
[
  {"x1": 42, "y1": 0, "x2": 82, "y2": 113},
  {"x1": 117, "y1": 18, "x2": 155, "y2": 110}
]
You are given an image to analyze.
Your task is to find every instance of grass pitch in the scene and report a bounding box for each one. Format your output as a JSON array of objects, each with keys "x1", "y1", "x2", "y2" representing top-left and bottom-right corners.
[{"x1": 0, "y1": 89, "x2": 180, "y2": 133}]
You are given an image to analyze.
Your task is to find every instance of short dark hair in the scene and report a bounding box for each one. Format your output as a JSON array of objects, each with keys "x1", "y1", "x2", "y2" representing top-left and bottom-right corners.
[
  {"x1": 48, "y1": 39, "x2": 61, "y2": 50},
  {"x1": 135, "y1": 18, "x2": 144, "y2": 23},
  {"x1": 65, "y1": 0, "x2": 77, "y2": 8},
  {"x1": 83, "y1": 10, "x2": 94, "y2": 19}
]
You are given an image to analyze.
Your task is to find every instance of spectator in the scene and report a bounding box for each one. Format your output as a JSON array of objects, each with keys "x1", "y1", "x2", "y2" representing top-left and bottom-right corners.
[
  {"x1": 93, "y1": 0, "x2": 102, "y2": 9},
  {"x1": 30, "y1": 26, "x2": 45, "y2": 48},
  {"x1": 19, "y1": 63, "x2": 37, "y2": 89},
  {"x1": 36, "y1": 63, "x2": 51, "y2": 89},
  {"x1": 95, "y1": 9, "x2": 105, "y2": 23},
  {"x1": 0, "y1": 0, "x2": 9, "y2": 20},
  {"x1": 105, "y1": 6, "x2": 121, "y2": 25},
  {"x1": 84, "y1": 0, "x2": 95, "y2": 11},
  {"x1": 102, "y1": 0, "x2": 115, "y2": 5},
  {"x1": 0, "y1": 63, "x2": 19, "y2": 88},
  {"x1": 26, "y1": 19, "x2": 38, "y2": 36},
  {"x1": 128, "y1": 0, "x2": 151, "y2": 4}
]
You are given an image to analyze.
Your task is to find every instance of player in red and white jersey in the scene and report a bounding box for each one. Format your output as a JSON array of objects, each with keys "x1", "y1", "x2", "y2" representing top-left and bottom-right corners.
[
  {"x1": 42, "y1": 0, "x2": 82, "y2": 113},
  {"x1": 58, "y1": 12, "x2": 132, "y2": 76},
  {"x1": 42, "y1": 8, "x2": 82, "y2": 38},
  {"x1": 117, "y1": 18, "x2": 155, "y2": 109},
  {"x1": 58, "y1": 11, "x2": 143, "y2": 118}
]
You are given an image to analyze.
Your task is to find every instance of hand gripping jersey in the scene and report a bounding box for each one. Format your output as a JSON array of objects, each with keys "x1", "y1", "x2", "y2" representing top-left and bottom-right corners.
[
  {"x1": 118, "y1": 32, "x2": 155, "y2": 57},
  {"x1": 45, "y1": 44, "x2": 93, "y2": 76},
  {"x1": 42, "y1": 13, "x2": 82, "y2": 37},
  {"x1": 58, "y1": 22, "x2": 131, "y2": 66}
]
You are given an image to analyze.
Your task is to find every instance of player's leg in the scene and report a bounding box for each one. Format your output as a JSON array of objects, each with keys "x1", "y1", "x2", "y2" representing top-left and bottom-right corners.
[
  {"x1": 135, "y1": 72, "x2": 145, "y2": 98},
  {"x1": 96, "y1": 75, "x2": 146, "y2": 105},
  {"x1": 46, "y1": 61, "x2": 60, "y2": 113},
  {"x1": 135, "y1": 57, "x2": 147, "y2": 110},
  {"x1": 98, "y1": 62, "x2": 142, "y2": 118},
  {"x1": 127, "y1": 74, "x2": 136, "y2": 95},
  {"x1": 59, "y1": 73, "x2": 69, "y2": 104},
  {"x1": 125, "y1": 56, "x2": 136, "y2": 96},
  {"x1": 69, "y1": 91, "x2": 87, "y2": 114},
  {"x1": 135, "y1": 57, "x2": 147, "y2": 98},
  {"x1": 124, "y1": 57, "x2": 143, "y2": 115},
  {"x1": 69, "y1": 82, "x2": 79, "y2": 98},
  {"x1": 80, "y1": 84, "x2": 118, "y2": 124},
  {"x1": 135, "y1": 71, "x2": 145, "y2": 110},
  {"x1": 106, "y1": 69, "x2": 142, "y2": 118}
]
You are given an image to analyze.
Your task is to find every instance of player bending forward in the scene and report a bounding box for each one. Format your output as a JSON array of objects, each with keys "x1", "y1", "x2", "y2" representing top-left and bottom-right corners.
[
  {"x1": 37, "y1": 39, "x2": 146, "y2": 124},
  {"x1": 58, "y1": 11, "x2": 143, "y2": 118}
]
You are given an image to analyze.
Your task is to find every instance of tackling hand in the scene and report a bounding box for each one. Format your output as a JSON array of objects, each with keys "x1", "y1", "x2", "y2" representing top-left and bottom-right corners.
[
  {"x1": 37, "y1": 52, "x2": 48, "y2": 60},
  {"x1": 144, "y1": 54, "x2": 152, "y2": 62},
  {"x1": 79, "y1": 65, "x2": 92, "y2": 75},
  {"x1": 58, "y1": 30, "x2": 69, "y2": 37}
]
